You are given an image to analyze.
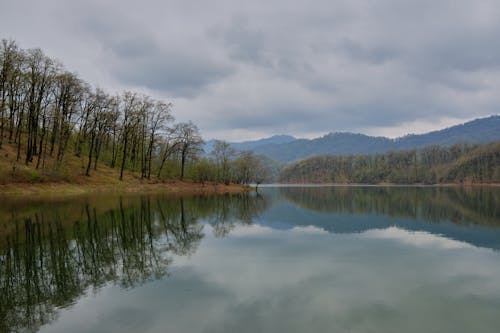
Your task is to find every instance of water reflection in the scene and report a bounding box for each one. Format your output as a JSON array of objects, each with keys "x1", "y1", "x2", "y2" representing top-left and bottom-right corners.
[
  {"x1": 277, "y1": 186, "x2": 500, "y2": 226},
  {"x1": 0, "y1": 186, "x2": 499, "y2": 333},
  {"x1": 258, "y1": 186, "x2": 500, "y2": 249},
  {"x1": 0, "y1": 193, "x2": 267, "y2": 333}
]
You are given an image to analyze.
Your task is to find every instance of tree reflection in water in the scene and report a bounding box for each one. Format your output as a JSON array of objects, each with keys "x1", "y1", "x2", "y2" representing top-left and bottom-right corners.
[
  {"x1": 0, "y1": 193, "x2": 268, "y2": 333},
  {"x1": 279, "y1": 186, "x2": 500, "y2": 227}
]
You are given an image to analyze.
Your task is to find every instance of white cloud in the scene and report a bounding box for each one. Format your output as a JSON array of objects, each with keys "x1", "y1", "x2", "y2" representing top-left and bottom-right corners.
[{"x1": 362, "y1": 227, "x2": 473, "y2": 249}]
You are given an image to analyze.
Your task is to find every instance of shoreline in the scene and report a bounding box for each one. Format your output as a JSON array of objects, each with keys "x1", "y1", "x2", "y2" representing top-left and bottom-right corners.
[
  {"x1": 0, "y1": 181, "x2": 251, "y2": 198},
  {"x1": 262, "y1": 182, "x2": 500, "y2": 187},
  {"x1": 0, "y1": 181, "x2": 497, "y2": 197}
]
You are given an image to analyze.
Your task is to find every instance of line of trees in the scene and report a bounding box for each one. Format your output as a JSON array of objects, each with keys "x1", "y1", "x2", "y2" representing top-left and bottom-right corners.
[
  {"x1": 206, "y1": 140, "x2": 270, "y2": 186},
  {"x1": 0, "y1": 39, "x2": 206, "y2": 180},
  {"x1": 0, "y1": 39, "x2": 269, "y2": 184},
  {"x1": 278, "y1": 142, "x2": 500, "y2": 184}
]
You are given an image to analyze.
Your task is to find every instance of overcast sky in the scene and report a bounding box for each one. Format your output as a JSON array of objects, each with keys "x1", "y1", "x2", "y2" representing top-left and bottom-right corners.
[{"x1": 1, "y1": 0, "x2": 499, "y2": 141}]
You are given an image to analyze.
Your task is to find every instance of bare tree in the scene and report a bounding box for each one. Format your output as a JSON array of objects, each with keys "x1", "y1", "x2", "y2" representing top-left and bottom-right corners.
[
  {"x1": 54, "y1": 71, "x2": 82, "y2": 165},
  {"x1": 145, "y1": 101, "x2": 173, "y2": 179},
  {"x1": 211, "y1": 140, "x2": 236, "y2": 184},
  {"x1": 119, "y1": 92, "x2": 140, "y2": 180},
  {"x1": 177, "y1": 122, "x2": 204, "y2": 180},
  {"x1": 156, "y1": 125, "x2": 182, "y2": 179},
  {"x1": 0, "y1": 39, "x2": 19, "y2": 149},
  {"x1": 85, "y1": 89, "x2": 115, "y2": 176},
  {"x1": 73, "y1": 83, "x2": 93, "y2": 158},
  {"x1": 234, "y1": 151, "x2": 269, "y2": 189}
]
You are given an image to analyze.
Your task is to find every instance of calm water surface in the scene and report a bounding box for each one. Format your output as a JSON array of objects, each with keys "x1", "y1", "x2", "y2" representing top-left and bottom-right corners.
[{"x1": 1, "y1": 186, "x2": 500, "y2": 333}]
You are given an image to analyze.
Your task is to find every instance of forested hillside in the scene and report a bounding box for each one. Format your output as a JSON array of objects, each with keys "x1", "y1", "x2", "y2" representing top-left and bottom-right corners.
[
  {"x1": 278, "y1": 142, "x2": 500, "y2": 184},
  {"x1": 0, "y1": 40, "x2": 264, "y2": 186}
]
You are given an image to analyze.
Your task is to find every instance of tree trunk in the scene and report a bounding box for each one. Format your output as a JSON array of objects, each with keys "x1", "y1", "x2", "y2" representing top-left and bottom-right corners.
[
  {"x1": 86, "y1": 133, "x2": 94, "y2": 176},
  {"x1": 120, "y1": 131, "x2": 128, "y2": 181},
  {"x1": 180, "y1": 147, "x2": 187, "y2": 180}
]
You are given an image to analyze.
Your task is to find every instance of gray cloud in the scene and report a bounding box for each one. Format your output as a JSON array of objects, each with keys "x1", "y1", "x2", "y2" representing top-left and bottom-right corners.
[
  {"x1": 75, "y1": 6, "x2": 234, "y2": 97},
  {"x1": 210, "y1": 18, "x2": 269, "y2": 66},
  {"x1": 335, "y1": 38, "x2": 400, "y2": 65},
  {"x1": 108, "y1": 43, "x2": 233, "y2": 98},
  {"x1": 2, "y1": 0, "x2": 500, "y2": 140}
]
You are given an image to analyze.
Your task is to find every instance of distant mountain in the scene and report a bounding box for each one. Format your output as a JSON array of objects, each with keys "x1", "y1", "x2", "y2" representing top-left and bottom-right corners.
[
  {"x1": 393, "y1": 115, "x2": 500, "y2": 149},
  {"x1": 204, "y1": 115, "x2": 500, "y2": 162},
  {"x1": 253, "y1": 133, "x2": 391, "y2": 162},
  {"x1": 204, "y1": 134, "x2": 295, "y2": 155},
  {"x1": 252, "y1": 115, "x2": 500, "y2": 162}
]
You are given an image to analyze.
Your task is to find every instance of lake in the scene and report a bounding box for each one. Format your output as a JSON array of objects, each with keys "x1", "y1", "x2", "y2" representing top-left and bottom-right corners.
[{"x1": 1, "y1": 186, "x2": 500, "y2": 333}]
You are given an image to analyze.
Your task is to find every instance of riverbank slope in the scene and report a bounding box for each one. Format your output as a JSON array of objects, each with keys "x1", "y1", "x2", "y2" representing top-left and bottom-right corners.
[{"x1": 0, "y1": 142, "x2": 248, "y2": 196}]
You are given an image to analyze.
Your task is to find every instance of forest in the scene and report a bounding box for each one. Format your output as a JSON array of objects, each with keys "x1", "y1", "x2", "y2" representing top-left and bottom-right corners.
[
  {"x1": 0, "y1": 39, "x2": 266, "y2": 186},
  {"x1": 278, "y1": 141, "x2": 500, "y2": 184}
]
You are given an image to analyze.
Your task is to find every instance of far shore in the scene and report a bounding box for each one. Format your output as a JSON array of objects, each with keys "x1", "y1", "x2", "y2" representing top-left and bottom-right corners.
[{"x1": 264, "y1": 182, "x2": 500, "y2": 187}]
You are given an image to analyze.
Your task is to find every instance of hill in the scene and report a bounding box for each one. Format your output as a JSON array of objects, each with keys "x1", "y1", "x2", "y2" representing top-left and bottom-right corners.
[
  {"x1": 393, "y1": 115, "x2": 500, "y2": 149},
  {"x1": 278, "y1": 141, "x2": 500, "y2": 184}
]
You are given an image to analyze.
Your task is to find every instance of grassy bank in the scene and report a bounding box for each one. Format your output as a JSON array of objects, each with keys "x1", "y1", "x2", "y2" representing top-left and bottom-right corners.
[
  {"x1": 0, "y1": 180, "x2": 249, "y2": 197},
  {"x1": 0, "y1": 141, "x2": 249, "y2": 197}
]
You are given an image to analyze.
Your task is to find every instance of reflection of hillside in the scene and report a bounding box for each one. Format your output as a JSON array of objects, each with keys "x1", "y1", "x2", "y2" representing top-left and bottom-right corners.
[
  {"x1": 0, "y1": 193, "x2": 268, "y2": 333},
  {"x1": 279, "y1": 186, "x2": 500, "y2": 227}
]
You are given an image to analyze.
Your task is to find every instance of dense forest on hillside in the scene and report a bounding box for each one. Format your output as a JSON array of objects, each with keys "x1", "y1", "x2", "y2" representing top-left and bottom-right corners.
[
  {"x1": 0, "y1": 40, "x2": 265, "y2": 185},
  {"x1": 278, "y1": 142, "x2": 500, "y2": 184}
]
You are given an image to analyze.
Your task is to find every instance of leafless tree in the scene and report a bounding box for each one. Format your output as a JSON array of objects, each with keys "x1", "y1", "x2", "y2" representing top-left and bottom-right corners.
[
  {"x1": 211, "y1": 140, "x2": 236, "y2": 184},
  {"x1": 177, "y1": 122, "x2": 204, "y2": 180}
]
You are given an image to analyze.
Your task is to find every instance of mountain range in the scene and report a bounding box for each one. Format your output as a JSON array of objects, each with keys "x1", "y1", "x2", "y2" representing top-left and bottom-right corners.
[{"x1": 205, "y1": 115, "x2": 500, "y2": 162}]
